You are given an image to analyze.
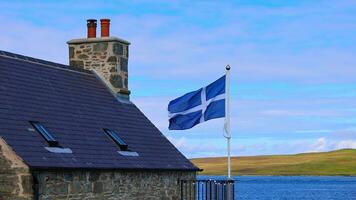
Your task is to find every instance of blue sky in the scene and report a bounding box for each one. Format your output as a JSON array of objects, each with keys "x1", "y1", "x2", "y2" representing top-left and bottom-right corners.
[{"x1": 0, "y1": 0, "x2": 355, "y2": 158}]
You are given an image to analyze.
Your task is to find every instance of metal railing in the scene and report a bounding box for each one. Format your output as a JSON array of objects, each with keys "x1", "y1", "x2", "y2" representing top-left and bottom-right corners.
[{"x1": 180, "y1": 179, "x2": 235, "y2": 200}]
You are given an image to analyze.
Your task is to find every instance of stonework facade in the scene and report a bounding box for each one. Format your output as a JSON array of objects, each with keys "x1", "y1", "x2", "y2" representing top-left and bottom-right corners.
[
  {"x1": 0, "y1": 139, "x2": 195, "y2": 200},
  {"x1": 0, "y1": 136, "x2": 196, "y2": 200},
  {"x1": 67, "y1": 37, "x2": 131, "y2": 98},
  {"x1": 0, "y1": 138, "x2": 33, "y2": 200},
  {"x1": 33, "y1": 170, "x2": 195, "y2": 200}
]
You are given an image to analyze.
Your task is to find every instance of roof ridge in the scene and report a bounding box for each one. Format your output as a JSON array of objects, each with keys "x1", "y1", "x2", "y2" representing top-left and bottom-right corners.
[{"x1": 0, "y1": 50, "x2": 93, "y2": 75}]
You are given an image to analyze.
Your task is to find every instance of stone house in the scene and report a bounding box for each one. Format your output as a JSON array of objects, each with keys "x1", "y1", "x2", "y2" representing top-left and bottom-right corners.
[{"x1": 0, "y1": 19, "x2": 199, "y2": 200}]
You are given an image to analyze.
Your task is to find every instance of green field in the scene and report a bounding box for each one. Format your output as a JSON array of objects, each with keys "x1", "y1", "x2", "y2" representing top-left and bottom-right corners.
[{"x1": 191, "y1": 149, "x2": 356, "y2": 176}]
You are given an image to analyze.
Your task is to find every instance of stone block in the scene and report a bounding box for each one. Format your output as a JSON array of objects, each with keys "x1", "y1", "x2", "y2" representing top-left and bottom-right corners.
[
  {"x1": 70, "y1": 60, "x2": 84, "y2": 68},
  {"x1": 70, "y1": 181, "x2": 82, "y2": 194},
  {"x1": 107, "y1": 56, "x2": 117, "y2": 63},
  {"x1": 55, "y1": 183, "x2": 69, "y2": 195},
  {"x1": 21, "y1": 175, "x2": 33, "y2": 195},
  {"x1": 120, "y1": 58, "x2": 128, "y2": 72},
  {"x1": 93, "y1": 42, "x2": 108, "y2": 52},
  {"x1": 78, "y1": 54, "x2": 89, "y2": 59},
  {"x1": 64, "y1": 172, "x2": 73, "y2": 181},
  {"x1": 113, "y1": 43, "x2": 124, "y2": 56},
  {"x1": 69, "y1": 47, "x2": 74, "y2": 59},
  {"x1": 89, "y1": 172, "x2": 99, "y2": 182},
  {"x1": 109, "y1": 74, "x2": 123, "y2": 88},
  {"x1": 124, "y1": 77, "x2": 128, "y2": 89},
  {"x1": 83, "y1": 48, "x2": 91, "y2": 53},
  {"x1": 110, "y1": 67, "x2": 116, "y2": 72},
  {"x1": 93, "y1": 182, "x2": 103, "y2": 194}
]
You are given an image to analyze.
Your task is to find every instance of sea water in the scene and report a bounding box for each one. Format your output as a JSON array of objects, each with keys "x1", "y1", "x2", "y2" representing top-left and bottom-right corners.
[{"x1": 198, "y1": 175, "x2": 356, "y2": 200}]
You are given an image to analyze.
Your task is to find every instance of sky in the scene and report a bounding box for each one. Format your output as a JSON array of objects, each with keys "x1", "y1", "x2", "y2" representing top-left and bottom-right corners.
[{"x1": 0, "y1": 0, "x2": 355, "y2": 158}]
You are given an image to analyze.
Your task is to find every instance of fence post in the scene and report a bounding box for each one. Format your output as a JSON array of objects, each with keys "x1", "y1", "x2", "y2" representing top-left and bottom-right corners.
[
  {"x1": 180, "y1": 179, "x2": 234, "y2": 200},
  {"x1": 226, "y1": 179, "x2": 234, "y2": 200}
]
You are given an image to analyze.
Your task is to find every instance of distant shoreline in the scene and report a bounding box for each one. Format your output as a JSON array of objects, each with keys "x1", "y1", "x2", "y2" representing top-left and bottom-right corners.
[{"x1": 191, "y1": 149, "x2": 356, "y2": 176}]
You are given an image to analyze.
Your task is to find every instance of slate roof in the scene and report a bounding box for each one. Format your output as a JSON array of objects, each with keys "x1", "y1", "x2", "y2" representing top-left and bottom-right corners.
[{"x1": 0, "y1": 50, "x2": 198, "y2": 171}]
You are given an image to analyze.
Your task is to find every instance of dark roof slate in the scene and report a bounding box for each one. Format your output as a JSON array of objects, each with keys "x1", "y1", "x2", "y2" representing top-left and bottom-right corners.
[{"x1": 0, "y1": 50, "x2": 198, "y2": 171}]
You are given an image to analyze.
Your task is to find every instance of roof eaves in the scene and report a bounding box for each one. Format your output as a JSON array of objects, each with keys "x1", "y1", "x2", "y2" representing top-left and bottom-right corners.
[{"x1": 29, "y1": 166, "x2": 201, "y2": 171}]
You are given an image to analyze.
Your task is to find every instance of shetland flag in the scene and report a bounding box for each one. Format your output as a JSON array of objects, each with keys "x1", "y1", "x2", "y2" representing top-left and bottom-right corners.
[{"x1": 168, "y1": 75, "x2": 225, "y2": 130}]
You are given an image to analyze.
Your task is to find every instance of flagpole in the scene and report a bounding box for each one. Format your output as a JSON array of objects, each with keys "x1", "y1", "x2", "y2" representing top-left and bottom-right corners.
[
  {"x1": 225, "y1": 65, "x2": 233, "y2": 199},
  {"x1": 225, "y1": 65, "x2": 231, "y2": 179}
]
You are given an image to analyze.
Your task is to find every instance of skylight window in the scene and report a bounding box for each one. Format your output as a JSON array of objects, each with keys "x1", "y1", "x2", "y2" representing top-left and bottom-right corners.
[
  {"x1": 30, "y1": 121, "x2": 59, "y2": 147},
  {"x1": 103, "y1": 129, "x2": 128, "y2": 151}
]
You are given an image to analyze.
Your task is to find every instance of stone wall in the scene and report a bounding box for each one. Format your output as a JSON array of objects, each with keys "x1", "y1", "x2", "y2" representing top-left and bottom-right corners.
[
  {"x1": 0, "y1": 139, "x2": 196, "y2": 200},
  {"x1": 67, "y1": 37, "x2": 130, "y2": 98},
  {"x1": 0, "y1": 138, "x2": 33, "y2": 200},
  {"x1": 34, "y1": 170, "x2": 196, "y2": 200}
]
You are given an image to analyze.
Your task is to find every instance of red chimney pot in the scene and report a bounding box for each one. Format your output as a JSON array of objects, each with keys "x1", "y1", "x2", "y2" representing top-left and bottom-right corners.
[
  {"x1": 100, "y1": 19, "x2": 110, "y2": 37},
  {"x1": 87, "y1": 19, "x2": 97, "y2": 38}
]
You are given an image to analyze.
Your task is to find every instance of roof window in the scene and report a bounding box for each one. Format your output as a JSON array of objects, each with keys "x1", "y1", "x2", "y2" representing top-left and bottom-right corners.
[
  {"x1": 30, "y1": 121, "x2": 59, "y2": 147},
  {"x1": 103, "y1": 129, "x2": 128, "y2": 151}
]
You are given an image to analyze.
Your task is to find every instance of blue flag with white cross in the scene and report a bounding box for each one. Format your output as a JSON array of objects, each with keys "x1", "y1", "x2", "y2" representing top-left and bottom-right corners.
[{"x1": 168, "y1": 75, "x2": 225, "y2": 130}]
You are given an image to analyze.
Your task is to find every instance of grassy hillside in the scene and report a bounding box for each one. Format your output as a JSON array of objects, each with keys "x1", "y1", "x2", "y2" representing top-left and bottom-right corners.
[{"x1": 191, "y1": 149, "x2": 356, "y2": 176}]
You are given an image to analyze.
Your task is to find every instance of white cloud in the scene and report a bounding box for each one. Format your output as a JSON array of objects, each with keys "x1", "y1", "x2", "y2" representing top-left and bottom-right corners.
[
  {"x1": 307, "y1": 137, "x2": 356, "y2": 153},
  {"x1": 310, "y1": 137, "x2": 328, "y2": 152},
  {"x1": 334, "y1": 140, "x2": 356, "y2": 149}
]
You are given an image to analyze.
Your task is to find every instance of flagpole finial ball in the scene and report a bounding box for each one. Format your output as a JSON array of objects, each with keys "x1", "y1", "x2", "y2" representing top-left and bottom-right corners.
[{"x1": 226, "y1": 65, "x2": 231, "y2": 70}]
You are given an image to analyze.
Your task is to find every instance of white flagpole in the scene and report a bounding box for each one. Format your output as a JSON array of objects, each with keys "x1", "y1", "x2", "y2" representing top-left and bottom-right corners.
[
  {"x1": 225, "y1": 65, "x2": 231, "y2": 179},
  {"x1": 225, "y1": 65, "x2": 233, "y2": 200}
]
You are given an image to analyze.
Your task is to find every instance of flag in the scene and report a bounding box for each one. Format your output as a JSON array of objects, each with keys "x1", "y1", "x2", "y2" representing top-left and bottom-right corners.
[{"x1": 168, "y1": 75, "x2": 225, "y2": 130}]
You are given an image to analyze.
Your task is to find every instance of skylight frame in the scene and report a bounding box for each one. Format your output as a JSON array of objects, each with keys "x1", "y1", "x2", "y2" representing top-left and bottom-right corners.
[
  {"x1": 103, "y1": 129, "x2": 128, "y2": 151},
  {"x1": 30, "y1": 121, "x2": 59, "y2": 147}
]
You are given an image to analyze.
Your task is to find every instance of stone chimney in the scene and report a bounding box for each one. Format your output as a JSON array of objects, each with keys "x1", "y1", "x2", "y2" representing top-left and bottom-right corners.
[{"x1": 67, "y1": 19, "x2": 131, "y2": 99}]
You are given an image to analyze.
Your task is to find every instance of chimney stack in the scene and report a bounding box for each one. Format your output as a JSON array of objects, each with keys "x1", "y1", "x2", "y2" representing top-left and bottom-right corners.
[
  {"x1": 87, "y1": 19, "x2": 97, "y2": 38},
  {"x1": 100, "y1": 19, "x2": 110, "y2": 37},
  {"x1": 68, "y1": 19, "x2": 131, "y2": 100}
]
